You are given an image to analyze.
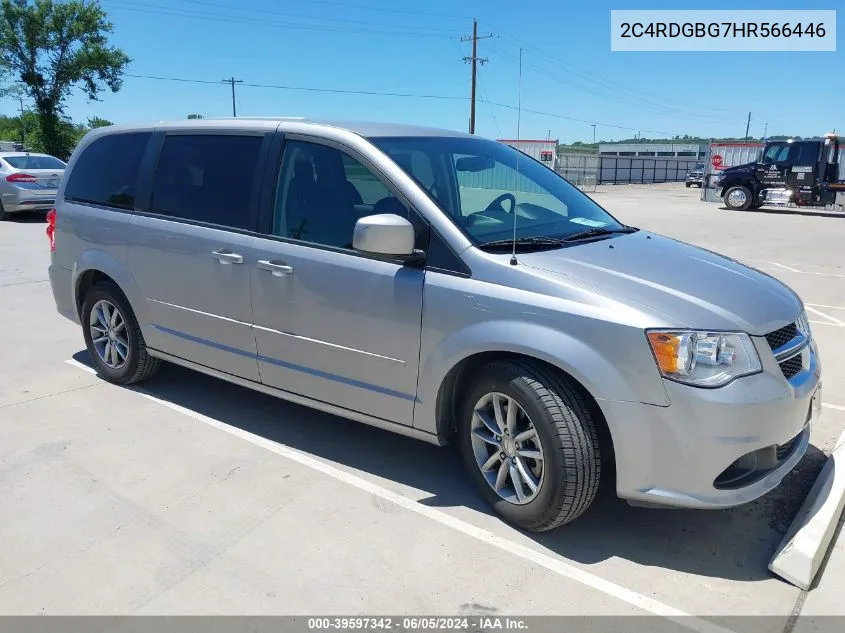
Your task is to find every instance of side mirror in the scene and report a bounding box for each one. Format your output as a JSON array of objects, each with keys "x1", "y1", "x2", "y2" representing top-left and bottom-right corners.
[{"x1": 353, "y1": 214, "x2": 417, "y2": 258}]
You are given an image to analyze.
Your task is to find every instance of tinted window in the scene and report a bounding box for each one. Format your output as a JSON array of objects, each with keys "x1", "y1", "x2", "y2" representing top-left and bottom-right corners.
[
  {"x1": 64, "y1": 133, "x2": 150, "y2": 210},
  {"x1": 3, "y1": 155, "x2": 66, "y2": 170},
  {"x1": 789, "y1": 142, "x2": 819, "y2": 166},
  {"x1": 273, "y1": 140, "x2": 405, "y2": 249},
  {"x1": 151, "y1": 134, "x2": 263, "y2": 229}
]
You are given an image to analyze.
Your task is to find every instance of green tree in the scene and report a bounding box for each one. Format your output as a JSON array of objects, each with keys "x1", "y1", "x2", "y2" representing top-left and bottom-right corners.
[
  {"x1": 0, "y1": 0, "x2": 129, "y2": 159},
  {"x1": 86, "y1": 115, "x2": 112, "y2": 128},
  {"x1": 187, "y1": 113, "x2": 204, "y2": 119}
]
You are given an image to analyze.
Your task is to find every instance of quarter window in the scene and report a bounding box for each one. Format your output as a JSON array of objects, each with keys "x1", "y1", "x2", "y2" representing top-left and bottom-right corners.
[
  {"x1": 273, "y1": 141, "x2": 406, "y2": 249},
  {"x1": 64, "y1": 133, "x2": 150, "y2": 210},
  {"x1": 150, "y1": 134, "x2": 263, "y2": 229}
]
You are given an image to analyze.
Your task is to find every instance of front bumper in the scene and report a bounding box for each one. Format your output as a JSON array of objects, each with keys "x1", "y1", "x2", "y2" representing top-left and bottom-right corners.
[
  {"x1": 686, "y1": 176, "x2": 704, "y2": 184},
  {"x1": 599, "y1": 338, "x2": 821, "y2": 509}
]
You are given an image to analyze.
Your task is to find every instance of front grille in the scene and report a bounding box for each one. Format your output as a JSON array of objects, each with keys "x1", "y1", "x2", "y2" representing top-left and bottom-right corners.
[
  {"x1": 766, "y1": 323, "x2": 798, "y2": 351},
  {"x1": 779, "y1": 355, "x2": 803, "y2": 380}
]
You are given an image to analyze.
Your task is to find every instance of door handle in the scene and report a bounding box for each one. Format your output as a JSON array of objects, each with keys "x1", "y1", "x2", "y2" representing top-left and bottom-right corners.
[
  {"x1": 257, "y1": 259, "x2": 294, "y2": 276},
  {"x1": 211, "y1": 249, "x2": 243, "y2": 265}
]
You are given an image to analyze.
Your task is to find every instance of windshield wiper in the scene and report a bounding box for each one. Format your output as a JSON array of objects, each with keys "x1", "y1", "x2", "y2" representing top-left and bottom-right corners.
[
  {"x1": 562, "y1": 226, "x2": 638, "y2": 242},
  {"x1": 478, "y1": 236, "x2": 565, "y2": 251}
]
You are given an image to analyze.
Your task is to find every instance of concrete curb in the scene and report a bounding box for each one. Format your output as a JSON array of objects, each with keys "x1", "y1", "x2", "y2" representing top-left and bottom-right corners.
[{"x1": 769, "y1": 430, "x2": 845, "y2": 590}]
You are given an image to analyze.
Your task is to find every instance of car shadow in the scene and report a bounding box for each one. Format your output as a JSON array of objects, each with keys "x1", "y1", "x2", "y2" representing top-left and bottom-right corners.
[
  {"x1": 71, "y1": 350, "x2": 829, "y2": 583},
  {"x1": 5, "y1": 210, "x2": 48, "y2": 223},
  {"x1": 719, "y1": 205, "x2": 845, "y2": 219}
]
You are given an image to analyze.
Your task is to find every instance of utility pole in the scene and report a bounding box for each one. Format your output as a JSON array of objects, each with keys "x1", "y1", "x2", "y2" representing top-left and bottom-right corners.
[
  {"x1": 222, "y1": 77, "x2": 243, "y2": 117},
  {"x1": 591, "y1": 124, "x2": 596, "y2": 144},
  {"x1": 744, "y1": 111, "x2": 751, "y2": 140},
  {"x1": 461, "y1": 19, "x2": 493, "y2": 135},
  {"x1": 763, "y1": 121, "x2": 768, "y2": 137},
  {"x1": 18, "y1": 95, "x2": 25, "y2": 143}
]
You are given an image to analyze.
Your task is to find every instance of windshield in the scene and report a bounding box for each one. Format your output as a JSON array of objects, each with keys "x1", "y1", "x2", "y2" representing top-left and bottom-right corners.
[
  {"x1": 761, "y1": 143, "x2": 789, "y2": 165},
  {"x1": 692, "y1": 163, "x2": 705, "y2": 171},
  {"x1": 371, "y1": 136, "x2": 623, "y2": 245},
  {"x1": 2, "y1": 155, "x2": 66, "y2": 170}
]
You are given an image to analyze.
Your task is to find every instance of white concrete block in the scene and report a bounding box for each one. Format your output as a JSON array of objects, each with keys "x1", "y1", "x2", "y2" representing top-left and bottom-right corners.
[{"x1": 769, "y1": 430, "x2": 845, "y2": 590}]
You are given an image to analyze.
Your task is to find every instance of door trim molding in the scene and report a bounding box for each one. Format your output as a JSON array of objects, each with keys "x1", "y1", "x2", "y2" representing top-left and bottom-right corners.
[
  {"x1": 145, "y1": 348, "x2": 445, "y2": 446},
  {"x1": 150, "y1": 323, "x2": 414, "y2": 401},
  {"x1": 253, "y1": 324, "x2": 405, "y2": 365},
  {"x1": 148, "y1": 298, "x2": 253, "y2": 327}
]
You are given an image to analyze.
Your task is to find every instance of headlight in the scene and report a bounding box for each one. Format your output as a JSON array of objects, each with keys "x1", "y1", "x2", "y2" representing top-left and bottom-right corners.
[{"x1": 646, "y1": 330, "x2": 762, "y2": 388}]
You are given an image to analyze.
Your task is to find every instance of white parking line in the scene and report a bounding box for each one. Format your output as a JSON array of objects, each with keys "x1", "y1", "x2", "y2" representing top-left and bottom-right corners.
[
  {"x1": 752, "y1": 263, "x2": 844, "y2": 278},
  {"x1": 807, "y1": 303, "x2": 845, "y2": 311},
  {"x1": 824, "y1": 403, "x2": 845, "y2": 412},
  {"x1": 769, "y1": 262, "x2": 801, "y2": 273},
  {"x1": 63, "y1": 359, "x2": 734, "y2": 633},
  {"x1": 805, "y1": 306, "x2": 845, "y2": 327},
  {"x1": 808, "y1": 320, "x2": 845, "y2": 328}
]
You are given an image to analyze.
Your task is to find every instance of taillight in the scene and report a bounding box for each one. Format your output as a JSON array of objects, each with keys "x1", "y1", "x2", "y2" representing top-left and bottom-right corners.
[
  {"x1": 6, "y1": 172, "x2": 38, "y2": 183},
  {"x1": 46, "y1": 208, "x2": 56, "y2": 252}
]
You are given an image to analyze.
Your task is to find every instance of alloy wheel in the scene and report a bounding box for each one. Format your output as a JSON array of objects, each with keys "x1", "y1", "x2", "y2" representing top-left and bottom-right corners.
[
  {"x1": 89, "y1": 299, "x2": 129, "y2": 369},
  {"x1": 469, "y1": 392, "x2": 545, "y2": 505}
]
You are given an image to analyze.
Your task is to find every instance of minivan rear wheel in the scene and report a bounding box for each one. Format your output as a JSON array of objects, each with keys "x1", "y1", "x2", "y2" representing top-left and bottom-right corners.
[
  {"x1": 458, "y1": 360, "x2": 601, "y2": 531},
  {"x1": 82, "y1": 281, "x2": 161, "y2": 384}
]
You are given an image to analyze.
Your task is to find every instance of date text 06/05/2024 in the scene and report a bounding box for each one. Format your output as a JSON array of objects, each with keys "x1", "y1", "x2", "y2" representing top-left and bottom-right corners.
[{"x1": 306, "y1": 617, "x2": 529, "y2": 631}]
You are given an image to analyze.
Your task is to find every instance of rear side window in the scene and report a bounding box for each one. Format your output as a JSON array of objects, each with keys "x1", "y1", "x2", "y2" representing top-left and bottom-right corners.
[
  {"x1": 3, "y1": 155, "x2": 66, "y2": 170},
  {"x1": 150, "y1": 134, "x2": 263, "y2": 230},
  {"x1": 64, "y1": 133, "x2": 151, "y2": 210}
]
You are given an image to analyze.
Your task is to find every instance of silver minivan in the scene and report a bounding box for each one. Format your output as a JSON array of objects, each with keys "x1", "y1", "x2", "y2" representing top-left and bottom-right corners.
[{"x1": 48, "y1": 119, "x2": 822, "y2": 531}]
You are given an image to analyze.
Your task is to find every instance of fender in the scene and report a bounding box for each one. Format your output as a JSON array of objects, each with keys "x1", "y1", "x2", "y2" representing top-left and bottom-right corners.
[
  {"x1": 413, "y1": 319, "x2": 670, "y2": 437},
  {"x1": 72, "y1": 249, "x2": 149, "y2": 334}
]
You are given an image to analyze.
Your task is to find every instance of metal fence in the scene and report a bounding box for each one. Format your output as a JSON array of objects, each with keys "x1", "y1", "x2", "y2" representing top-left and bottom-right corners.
[
  {"x1": 597, "y1": 157, "x2": 702, "y2": 184},
  {"x1": 556, "y1": 151, "x2": 599, "y2": 192}
]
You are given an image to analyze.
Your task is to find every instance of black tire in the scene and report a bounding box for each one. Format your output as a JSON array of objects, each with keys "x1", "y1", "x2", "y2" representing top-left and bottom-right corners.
[
  {"x1": 685, "y1": 182, "x2": 691, "y2": 188},
  {"x1": 81, "y1": 280, "x2": 161, "y2": 384},
  {"x1": 458, "y1": 360, "x2": 601, "y2": 531},
  {"x1": 0, "y1": 201, "x2": 10, "y2": 221},
  {"x1": 723, "y1": 185, "x2": 753, "y2": 211}
]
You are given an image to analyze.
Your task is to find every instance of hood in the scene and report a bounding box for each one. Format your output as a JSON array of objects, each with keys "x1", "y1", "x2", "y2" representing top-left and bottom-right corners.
[
  {"x1": 718, "y1": 161, "x2": 756, "y2": 175},
  {"x1": 517, "y1": 232, "x2": 801, "y2": 335}
]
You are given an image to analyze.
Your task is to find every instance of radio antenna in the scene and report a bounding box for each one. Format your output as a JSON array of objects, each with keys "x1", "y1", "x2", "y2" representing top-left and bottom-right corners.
[{"x1": 510, "y1": 47, "x2": 523, "y2": 266}]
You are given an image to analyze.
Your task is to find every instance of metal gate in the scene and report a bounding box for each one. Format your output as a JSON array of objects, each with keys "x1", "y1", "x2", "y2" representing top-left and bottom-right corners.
[
  {"x1": 556, "y1": 151, "x2": 599, "y2": 191},
  {"x1": 597, "y1": 157, "x2": 701, "y2": 185}
]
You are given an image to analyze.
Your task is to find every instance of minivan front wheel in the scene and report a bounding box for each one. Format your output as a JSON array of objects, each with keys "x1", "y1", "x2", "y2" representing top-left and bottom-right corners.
[
  {"x1": 82, "y1": 281, "x2": 161, "y2": 384},
  {"x1": 459, "y1": 360, "x2": 601, "y2": 531}
]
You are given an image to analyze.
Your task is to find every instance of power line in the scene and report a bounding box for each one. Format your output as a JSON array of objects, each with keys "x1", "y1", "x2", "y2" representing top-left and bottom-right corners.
[
  {"x1": 493, "y1": 46, "x2": 733, "y2": 125},
  {"x1": 102, "y1": 1, "x2": 458, "y2": 37},
  {"x1": 169, "y1": 0, "x2": 464, "y2": 33},
  {"x1": 488, "y1": 25, "x2": 743, "y2": 119},
  {"x1": 293, "y1": 0, "x2": 470, "y2": 20},
  {"x1": 124, "y1": 73, "x2": 469, "y2": 100},
  {"x1": 121, "y1": 72, "x2": 677, "y2": 135},
  {"x1": 477, "y1": 68, "x2": 502, "y2": 137},
  {"x1": 479, "y1": 97, "x2": 677, "y2": 136}
]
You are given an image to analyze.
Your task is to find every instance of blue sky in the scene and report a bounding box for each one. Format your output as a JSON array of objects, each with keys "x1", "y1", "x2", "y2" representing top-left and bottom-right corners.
[{"x1": 2, "y1": 0, "x2": 842, "y2": 142}]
